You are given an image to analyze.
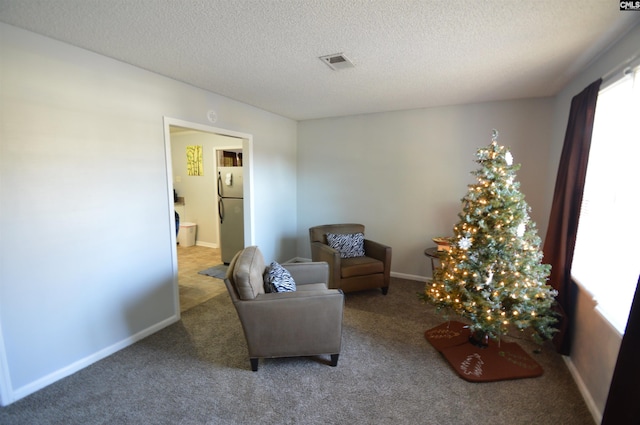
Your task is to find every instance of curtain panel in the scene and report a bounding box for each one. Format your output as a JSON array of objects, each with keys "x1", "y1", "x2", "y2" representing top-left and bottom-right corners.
[{"x1": 542, "y1": 78, "x2": 601, "y2": 355}]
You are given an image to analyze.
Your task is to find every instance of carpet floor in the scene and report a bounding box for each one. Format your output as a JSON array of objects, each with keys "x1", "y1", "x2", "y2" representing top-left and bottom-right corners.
[{"x1": 0, "y1": 279, "x2": 594, "y2": 424}]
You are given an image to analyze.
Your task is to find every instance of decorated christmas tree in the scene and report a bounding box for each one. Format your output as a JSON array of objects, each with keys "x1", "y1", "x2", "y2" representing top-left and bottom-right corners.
[{"x1": 421, "y1": 130, "x2": 557, "y2": 344}]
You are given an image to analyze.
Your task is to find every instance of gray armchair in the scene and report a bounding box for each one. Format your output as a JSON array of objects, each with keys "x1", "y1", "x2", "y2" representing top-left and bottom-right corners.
[
  {"x1": 309, "y1": 223, "x2": 392, "y2": 294},
  {"x1": 224, "y1": 246, "x2": 344, "y2": 371}
]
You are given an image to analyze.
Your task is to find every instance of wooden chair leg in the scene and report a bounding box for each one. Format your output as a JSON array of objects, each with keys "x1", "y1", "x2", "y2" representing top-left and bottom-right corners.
[
  {"x1": 330, "y1": 354, "x2": 339, "y2": 367},
  {"x1": 250, "y1": 358, "x2": 259, "y2": 371},
  {"x1": 381, "y1": 286, "x2": 389, "y2": 295}
]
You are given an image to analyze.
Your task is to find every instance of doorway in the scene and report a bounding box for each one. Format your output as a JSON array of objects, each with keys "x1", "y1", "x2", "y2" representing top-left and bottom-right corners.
[{"x1": 163, "y1": 117, "x2": 254, "y2": 314}]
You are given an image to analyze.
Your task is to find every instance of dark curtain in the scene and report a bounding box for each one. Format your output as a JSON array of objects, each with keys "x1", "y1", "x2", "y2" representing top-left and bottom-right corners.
[
  {"x1": 542, "y1": 79, "x2": 601, "y2": 355},
  {"x1": 601, "y1": 276, "x2": 640, "y2": 424}
]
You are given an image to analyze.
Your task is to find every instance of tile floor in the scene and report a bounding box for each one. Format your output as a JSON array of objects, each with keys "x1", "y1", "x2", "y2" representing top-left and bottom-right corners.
[{"x1": 177, "y1": 244, "x2": 227, "y2": 312}]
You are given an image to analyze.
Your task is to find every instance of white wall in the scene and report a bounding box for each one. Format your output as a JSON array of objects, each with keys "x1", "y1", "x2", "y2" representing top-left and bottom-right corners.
[
  {"x1": 170, "y1": 130, "x2": 243, "y2": 247},
  {"x1": 0, "y1": 23, "x2": 297, "y2": 405},
  {"x1": 548, "y1": 22, "x2": 640, "y2": 422},
  {"x1": 297, "y1": 99, "x2": 553, "y2": 278}
]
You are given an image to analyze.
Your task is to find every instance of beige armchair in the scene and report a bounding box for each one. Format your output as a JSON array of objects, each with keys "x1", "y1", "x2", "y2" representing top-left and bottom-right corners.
[
  {"x1": 224, "y1": 246, "x2": 344, "y2": 371},
  {"x1": 309, "y1": 223, "x2": 392, "y2": 294}
]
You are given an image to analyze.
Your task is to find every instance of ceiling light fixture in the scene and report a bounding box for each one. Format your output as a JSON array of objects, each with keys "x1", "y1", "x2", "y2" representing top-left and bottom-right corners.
[{"x1": 319, "y1": 53, "x2": 354, "y2": 71}]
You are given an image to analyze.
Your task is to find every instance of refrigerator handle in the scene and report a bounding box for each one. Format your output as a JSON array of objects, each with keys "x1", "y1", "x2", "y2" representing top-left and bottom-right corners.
[
  {"x1": 217, "y1": 171, "x2": 223, "y2": 198},
  {"x1": 218, "y1": 198, "x2": 224, "y2": 223}
]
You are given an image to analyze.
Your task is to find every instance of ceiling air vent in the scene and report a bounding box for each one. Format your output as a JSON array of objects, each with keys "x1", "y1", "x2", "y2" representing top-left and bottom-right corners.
[{"x1": 319, "y1": 53, "x2": 354, "y2": 71}]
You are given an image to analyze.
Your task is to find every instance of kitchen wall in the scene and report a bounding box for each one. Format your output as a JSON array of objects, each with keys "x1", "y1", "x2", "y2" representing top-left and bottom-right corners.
[
  {"x1": 296, "y1": 98, "x2": 554, "y2": 279},
  {"x1": 170, "y1": 129, "x2": 243, "y2": 247},
  {"x1": 0, "y1": 23, "x2": 297, "y2": 405}
]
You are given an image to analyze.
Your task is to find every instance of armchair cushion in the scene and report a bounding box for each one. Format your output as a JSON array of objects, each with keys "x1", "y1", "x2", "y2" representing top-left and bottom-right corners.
[
  {"x1": 264, "y1": 261, "x2": 296, "y2": 293},
  {"x1": 326, "y1": 232, "x2": 365, "y2": 258},
  {"x1": 341, "y1": 256, "x2": 384, "y2": 278}
]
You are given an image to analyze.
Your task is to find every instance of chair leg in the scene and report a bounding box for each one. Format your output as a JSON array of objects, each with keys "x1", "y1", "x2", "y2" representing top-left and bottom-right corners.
[
  {"x1": 330, "y1": 354, "x2": 339, "y2": 367},
  {"x1": 250, "y1": 358, "x2": 259, "y2": 372},
  {"x1": 381, "y1": 286, "x2": 389, "y2": 295}
]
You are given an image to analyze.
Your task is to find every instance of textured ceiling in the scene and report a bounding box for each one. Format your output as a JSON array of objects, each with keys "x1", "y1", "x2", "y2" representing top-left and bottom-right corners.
[{"x1": 0, "y1": 1, "x2": 638, "y2": 120}]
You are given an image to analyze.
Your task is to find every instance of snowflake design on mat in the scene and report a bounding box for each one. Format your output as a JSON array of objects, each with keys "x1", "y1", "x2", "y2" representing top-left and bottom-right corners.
[
  {"x1": 460, "y1": 353, "x2": 484, "y2": 376},
  {"x1": 458, "y1": 237, "x2": 472, "y2": 250}
]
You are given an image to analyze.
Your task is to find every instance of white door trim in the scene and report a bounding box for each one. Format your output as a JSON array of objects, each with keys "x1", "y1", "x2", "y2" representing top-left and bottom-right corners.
[
  {"x1": 0, "y1": 308, "x2": 13, "y2": 405},
  {"x1": 162, "y1": 117, "x2": 254, "y2": 316}
]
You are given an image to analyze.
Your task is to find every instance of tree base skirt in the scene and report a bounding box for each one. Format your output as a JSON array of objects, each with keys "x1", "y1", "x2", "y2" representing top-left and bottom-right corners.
[{"x1": 424, "y1": 321, "x2": 543, "y2": 382}]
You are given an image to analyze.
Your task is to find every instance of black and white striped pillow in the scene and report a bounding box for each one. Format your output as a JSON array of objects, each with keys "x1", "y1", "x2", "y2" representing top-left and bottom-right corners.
[
  {"x1": 326, "y1": 232, "x2": 365, "y2": 258},
  {"x1": 264, "y1": 261, "x2": 296, "y2": 293}
]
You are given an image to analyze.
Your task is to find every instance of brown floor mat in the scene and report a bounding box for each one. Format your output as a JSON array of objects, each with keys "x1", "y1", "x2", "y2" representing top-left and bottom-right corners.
[{"x1": 424, "y1": 321, "x2": 543, "y2": 382}]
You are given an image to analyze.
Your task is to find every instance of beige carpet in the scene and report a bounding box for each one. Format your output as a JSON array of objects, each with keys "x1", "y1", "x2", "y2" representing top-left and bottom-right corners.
[{"x1": 0, "y1": 279, "x2": 594, "y2": 425}]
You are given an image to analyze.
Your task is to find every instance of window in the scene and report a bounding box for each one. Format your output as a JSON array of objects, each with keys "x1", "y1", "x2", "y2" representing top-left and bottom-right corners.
[{"x1": 572, "y1": 65, "x2": 640, "y2": 334}]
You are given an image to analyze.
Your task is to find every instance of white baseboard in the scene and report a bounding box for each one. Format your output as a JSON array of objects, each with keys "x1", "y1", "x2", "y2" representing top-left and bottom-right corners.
[
  {"x1": 9, "y1": 314, "x2": 180, "y2": 405},
  {"x1": 562, "y1": 356, "x2": 601, "y2": 425},
  {"x1": 195, "y1": 241, "x2": 218, "y2": 248},
  {"x1": 285, "y1": 256, "x2": 311, "y2": 263},
  {"x1": 391, "y1": 271, "x2": 429, "y2": 282},
  {"x1": 284, "y1": 260, "x2": 430, "y2": 282}
]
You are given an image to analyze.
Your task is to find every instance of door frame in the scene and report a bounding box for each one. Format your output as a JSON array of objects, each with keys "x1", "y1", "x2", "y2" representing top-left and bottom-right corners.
[{"x1": 163, "y1": 117, "x2": 254, "y2": 316}]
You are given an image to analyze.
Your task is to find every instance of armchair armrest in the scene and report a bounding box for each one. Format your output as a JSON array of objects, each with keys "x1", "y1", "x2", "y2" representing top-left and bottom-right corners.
[
  {"x1": 364, "y1": 239, "x2": 392, "y2": 282},
  {"x1": 282, "y1": 262, "x2": 329, "y2": 285},
  {"x1": 310, "y1": 241, "x2": 340, "y2": 262},
  {"x1": 364, "y1": 239, "x2": 391, "y2": 263},
  {"x1": 310, "y1": 241, "x2": 341, "y2": 289}
]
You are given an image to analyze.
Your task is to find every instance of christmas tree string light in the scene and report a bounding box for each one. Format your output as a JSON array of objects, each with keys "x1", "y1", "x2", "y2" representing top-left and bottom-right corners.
[{"x1": 420, "y1": 130, "x2": 558, "y2": 344}]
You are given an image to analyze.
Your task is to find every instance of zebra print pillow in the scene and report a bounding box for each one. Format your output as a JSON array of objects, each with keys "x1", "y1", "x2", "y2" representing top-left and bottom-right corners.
[
  {"x1": 264, "y1": 261, "x2": 296, "y2": 293},
  {"x1": 326, "y1": 232, "x2": 365, "y2": 258}
]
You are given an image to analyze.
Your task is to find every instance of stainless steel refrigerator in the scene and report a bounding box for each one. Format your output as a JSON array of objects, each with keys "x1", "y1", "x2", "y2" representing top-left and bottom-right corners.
[{"x1": 218, "y1": 167, "x2": 244, "y2": 264}]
